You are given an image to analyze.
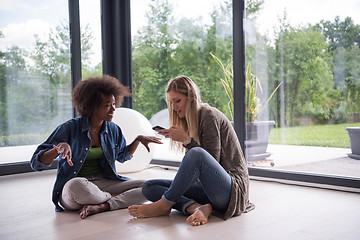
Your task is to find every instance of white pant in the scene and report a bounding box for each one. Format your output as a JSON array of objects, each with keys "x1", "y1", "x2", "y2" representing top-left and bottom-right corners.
[{"x1": 59, "y1": 174, "x2": 147, "y2": 211}]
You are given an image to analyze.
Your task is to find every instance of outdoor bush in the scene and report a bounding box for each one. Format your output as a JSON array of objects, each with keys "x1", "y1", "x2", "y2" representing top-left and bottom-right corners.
[
  {"x1": 0, "y1": 133, "x2": 48, "y2": 147},
  {"x1": 332, "y1": 102, "x2": 349, "y2": 124}
]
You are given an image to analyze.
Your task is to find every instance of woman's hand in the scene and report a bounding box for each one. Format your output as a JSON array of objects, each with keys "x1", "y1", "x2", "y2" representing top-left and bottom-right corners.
[
  {"x1": 53, "y1": 143, "x2": 73, "y2": 166},
  {"x1": 157, "y1": 126, "x2": 188, "y2": 143},
  {"x1": 136, "y1": 135, "x2": 163, "y2": 152},
  {"x1": 127, "y1": 135, "x2": 163, "y2": 156}
]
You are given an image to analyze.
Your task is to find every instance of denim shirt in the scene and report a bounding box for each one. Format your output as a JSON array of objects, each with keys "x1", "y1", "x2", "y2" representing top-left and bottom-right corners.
[{"x1": 30, "y1": 117, "x2": 131, "y2": 212}]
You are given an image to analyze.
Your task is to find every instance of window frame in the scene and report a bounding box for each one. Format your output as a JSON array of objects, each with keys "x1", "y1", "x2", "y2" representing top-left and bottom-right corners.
[{"x1": 1, "y1": 0, "x2": 360, "y2": 192}]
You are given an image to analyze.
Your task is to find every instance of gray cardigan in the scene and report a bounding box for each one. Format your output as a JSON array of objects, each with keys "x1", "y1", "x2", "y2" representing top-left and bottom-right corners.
[{"x1": 184, "y1": 104, "x2": 254, "y2": 219}]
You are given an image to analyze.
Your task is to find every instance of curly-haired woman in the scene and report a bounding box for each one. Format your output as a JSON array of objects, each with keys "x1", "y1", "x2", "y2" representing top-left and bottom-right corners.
[
  {"x1": 128, "y1": 75, "x2": 254, "y2": 226},
  {"x1": 31, "y1": 75, "x2": 161, "y2": 219}
]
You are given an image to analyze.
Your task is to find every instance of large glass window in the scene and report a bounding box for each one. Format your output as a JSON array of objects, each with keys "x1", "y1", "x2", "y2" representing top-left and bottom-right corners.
[
  {"x1": 131, "y1": 0, "x2": 360, "y2": 184},
  {"x1": 0, "y1": 0, "x2": 71, "y2": 165},
  {"x1": 131, "y1": 0, "x2": 233, "y2": 161},
  {"x1": 244, "y1": 0, "x2": 360, "y2": 179}
]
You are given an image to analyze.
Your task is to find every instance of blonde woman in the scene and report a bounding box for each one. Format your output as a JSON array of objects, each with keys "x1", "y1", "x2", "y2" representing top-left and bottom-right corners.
[{"x1": 128, "y1": 75, "x2": 254, "y2": 226}]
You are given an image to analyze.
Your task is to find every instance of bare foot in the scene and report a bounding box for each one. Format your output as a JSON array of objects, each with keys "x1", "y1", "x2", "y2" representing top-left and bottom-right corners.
[
  {"x1": 80, "y1": 203, "x2": 110, "y2": 219},
  {"x1": 186, "y1": 204, "x2": 212, "y2": 226},
  {"x1": 128, "y1": 199, "x2": 171, "y2": 218}
]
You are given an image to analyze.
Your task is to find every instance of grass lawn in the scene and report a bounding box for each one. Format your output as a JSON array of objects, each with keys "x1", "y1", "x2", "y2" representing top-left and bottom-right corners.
[{"x1": 269, "y1": 122, "x2": 360, "y2": 148}]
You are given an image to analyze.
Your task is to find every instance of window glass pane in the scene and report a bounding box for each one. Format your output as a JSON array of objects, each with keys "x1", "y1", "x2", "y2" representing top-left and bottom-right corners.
[
  {"x1": 245, "y1": 0, "x2": 360, "y2": 178},
  {"x1": 79, "y1": 0, "x2": 102, "y2": 78},
  {"x1": 131, "y1": 0, "x2": 233, "y2": 161},
  {"x1": 0, "y1": 0, "x2": 71, "y2": 164}
]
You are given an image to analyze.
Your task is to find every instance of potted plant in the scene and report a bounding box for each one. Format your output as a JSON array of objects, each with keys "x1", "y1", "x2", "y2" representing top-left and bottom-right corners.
[
  {"x1": 211, "y1": 54, "x2": 282, "y2": 162},
  {"x1": 345, "y1": 127, "x2": 360, "y2": 160}
]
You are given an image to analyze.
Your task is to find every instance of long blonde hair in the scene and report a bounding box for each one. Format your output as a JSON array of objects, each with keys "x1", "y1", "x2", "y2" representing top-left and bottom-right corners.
[{"x1": 166, "y1": 75, "x2": 203, "y2": 151}]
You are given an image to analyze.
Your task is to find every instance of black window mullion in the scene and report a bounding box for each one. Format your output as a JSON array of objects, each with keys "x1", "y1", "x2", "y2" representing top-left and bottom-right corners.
[
  {"x1": 233, "y1": 0, "x2": 246, "y2": 154},
  {"x1": 68, "y1": 0, "x2": 82, "y2": 117},
  {"x1": 101, "y1": 0, "x2": 132, "y2": 108}
]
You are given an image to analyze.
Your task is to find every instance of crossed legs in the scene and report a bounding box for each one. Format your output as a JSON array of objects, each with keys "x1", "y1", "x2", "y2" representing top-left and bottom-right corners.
[
  {"x1": 60, "y1": 175, "x2": 146, "y2": 219},
  {"x1": 128, "y1": 147, "x2": 231, "y2": 226}
]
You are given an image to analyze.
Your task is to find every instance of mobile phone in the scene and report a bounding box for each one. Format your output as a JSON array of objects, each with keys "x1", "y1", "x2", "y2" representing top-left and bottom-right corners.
[{"x1": 152, "y1": 125, "x2": 165, "y2": 130}]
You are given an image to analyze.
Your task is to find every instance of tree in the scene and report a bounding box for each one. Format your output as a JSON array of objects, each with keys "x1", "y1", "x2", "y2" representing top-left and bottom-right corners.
[
  {"x1": 0, "y1": 45, "x2": 55, "y2": 142},
  {"x1": 343, "y1": 45, "x2": 360, "y2": 118},
  {"x1": 0, "y1": 45, "x2": 28, "y2": 138},
  {"x1": 245, "y1": 0, "x2": 264, "y2": 19},
  {"x1": 275, "y1": 26, "x2": 331, "y2": 125},
  {"x1": 132, "y1": 0, "x2": 266, "y2": 120},
  {"x1": 31, "y1": 20, "x2": 96, "y2": 85},
  {"x1": 132, "y1": 0, "x2": 177, "y2": 118},
  {"x1": 0, "y1": 21, "x2": 97, "y2": 146},
  {"x1": 315, "y1": 16, "x2": 360, "y2": 52},
  {"x1": 30, "y1": 20, "x2": 96, "y2": 119},
  {"x1": 0, "y1": 31, "x2": 8, "y2": 137},
  {"x1": 314, "y1": 17, "x2": 360, "y2": 122},
  {"x1": 174, "y1": 7, "x2": 232, "y2": 117}
]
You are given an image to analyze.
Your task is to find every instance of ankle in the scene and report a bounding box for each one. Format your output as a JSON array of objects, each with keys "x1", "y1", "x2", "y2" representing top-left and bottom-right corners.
[
  {"x1": 157, "y1": 199, "x2": 173, "y2": 210},
  {"x1": 185, "y1": 202, "x2": 201, "y2": 215},
  {"x1": 99, "y1": 202, "x2": 110, "y2": 212}
]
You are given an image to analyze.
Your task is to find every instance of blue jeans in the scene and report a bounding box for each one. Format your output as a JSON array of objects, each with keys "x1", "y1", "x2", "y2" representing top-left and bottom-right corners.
[{"x1": 142, "y1": 147, "x2": 232, "y2": 214}]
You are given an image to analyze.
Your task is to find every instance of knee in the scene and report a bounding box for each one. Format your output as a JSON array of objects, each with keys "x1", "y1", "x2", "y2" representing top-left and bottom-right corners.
[
  {"x1": 183, "y1": 147, "x2": 209, "y2": 165},
  {"x1": 130, "y1": 179, "x2": 146, "y2": 188},
  {"x1": 141, "y1": 180, "x2": 156, "y2": 198},
  {"x1": 187, "y1": 147, "x2": 205, "y2": 155},
  {"x1": 141, "y1": 180, "x2": 168, "y2": 202},
  {"x1": 64, "y1": 177, "x2": 89, "y2": 193},
  {"x1": 185, "y1": 147, "x2": 205, "y2": 158}
]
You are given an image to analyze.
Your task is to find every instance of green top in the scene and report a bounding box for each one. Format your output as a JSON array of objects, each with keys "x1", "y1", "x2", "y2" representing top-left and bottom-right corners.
[{"x1": 77, "y1": 147, "x2": 104, "y2": 177}]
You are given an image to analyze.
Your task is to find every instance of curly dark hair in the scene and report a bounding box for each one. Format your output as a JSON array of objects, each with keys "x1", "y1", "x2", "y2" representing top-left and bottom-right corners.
[{"x1": 72, "y1": 75, "x2": 131, "y2": 117}]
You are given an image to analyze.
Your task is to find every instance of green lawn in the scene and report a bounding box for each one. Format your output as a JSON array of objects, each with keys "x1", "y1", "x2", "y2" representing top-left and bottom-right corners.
[{"x1": 269, "y1": 122, "x2": 360, "y2": 148}]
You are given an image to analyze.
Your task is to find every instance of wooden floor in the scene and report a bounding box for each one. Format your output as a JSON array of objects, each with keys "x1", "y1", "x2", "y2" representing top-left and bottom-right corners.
[{"x1": 1, "y1": 166, "x2": 360, "y2": 240}]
